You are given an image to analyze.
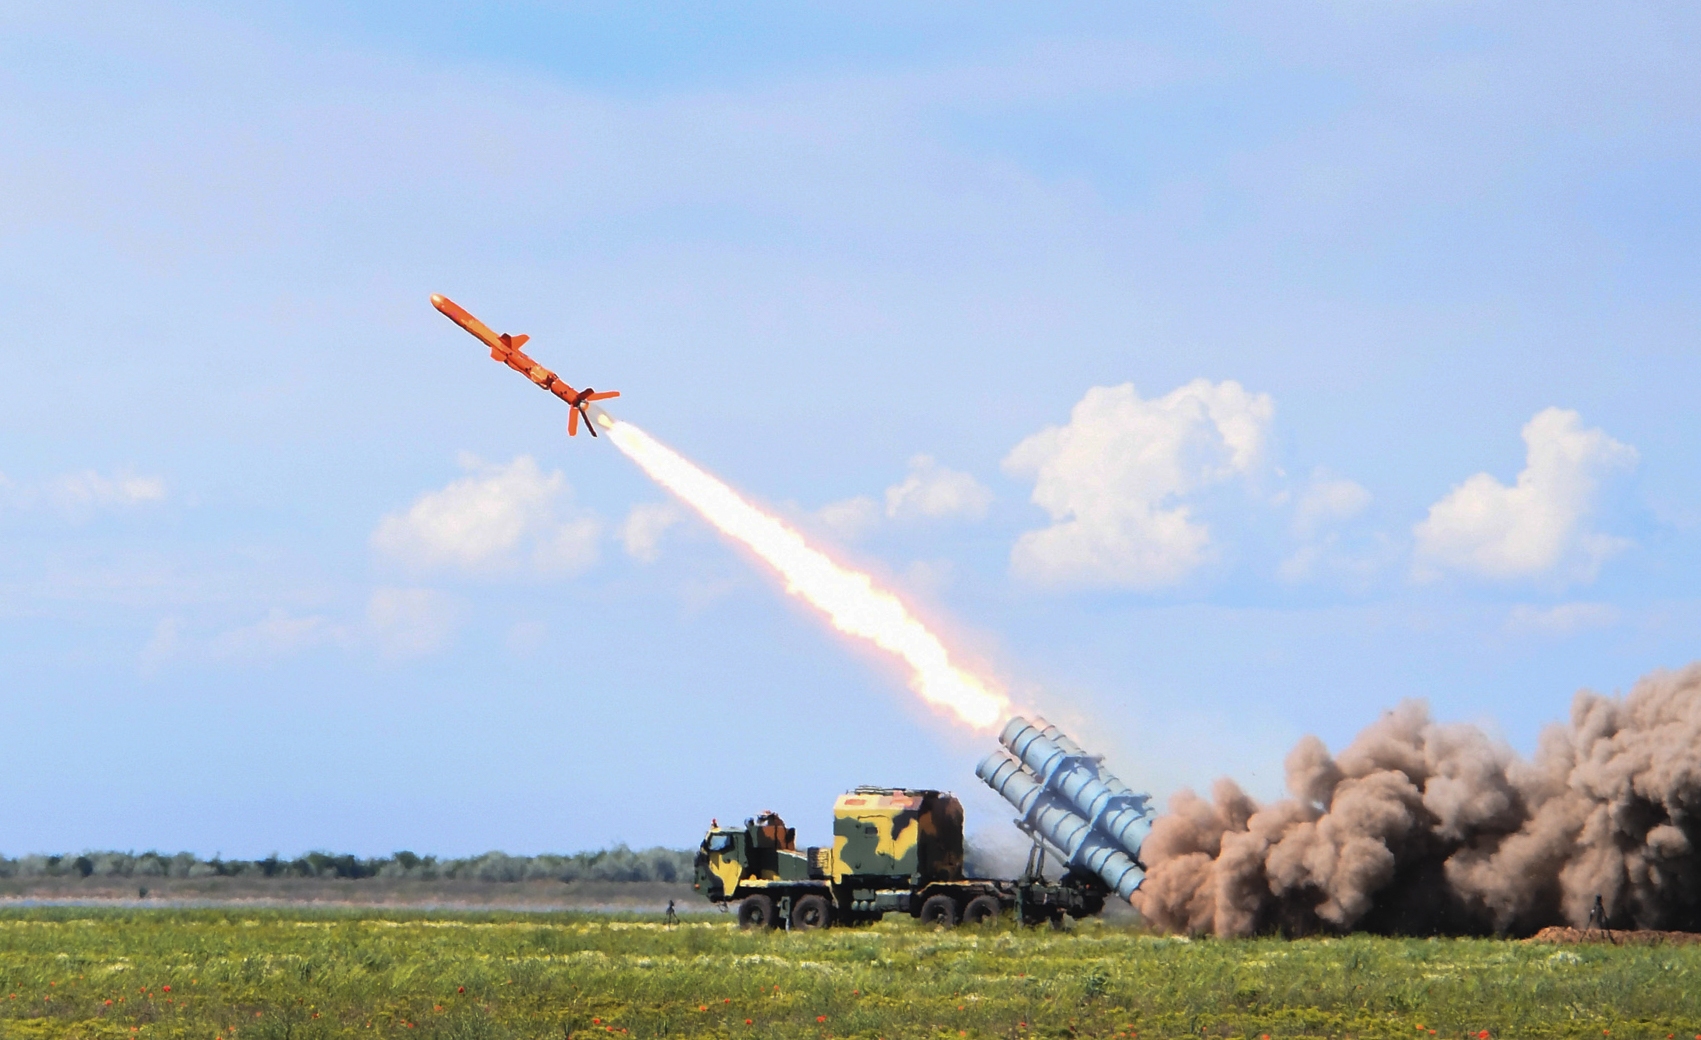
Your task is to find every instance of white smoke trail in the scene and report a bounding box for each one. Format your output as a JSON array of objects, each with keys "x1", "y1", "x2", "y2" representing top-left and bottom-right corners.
[{"x1": 604, "y1": 418, "x2": 1009, "y2": 731}]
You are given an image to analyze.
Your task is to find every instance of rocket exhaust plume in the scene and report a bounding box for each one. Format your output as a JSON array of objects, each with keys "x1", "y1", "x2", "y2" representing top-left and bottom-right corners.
[
  {"x1": 425, "y1": 295, "x2": 1009, "y2": 731},
  {"x1": 1133, "y1": 662, "x2": 1701, "y2": 937},
  {"x1": 605, "y1": 419, "x2": 1011, "y2": 731}
]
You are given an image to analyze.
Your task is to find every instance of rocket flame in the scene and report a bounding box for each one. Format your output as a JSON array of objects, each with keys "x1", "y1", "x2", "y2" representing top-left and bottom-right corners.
[{"x1": 605, "y1": 419, "x2": 1010, "y2": 730}]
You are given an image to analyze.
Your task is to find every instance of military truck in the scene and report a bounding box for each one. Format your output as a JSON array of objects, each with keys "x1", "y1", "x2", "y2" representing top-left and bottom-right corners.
[{"x1": 692, "y1": 786, "x2": 1108, "y2": 929}]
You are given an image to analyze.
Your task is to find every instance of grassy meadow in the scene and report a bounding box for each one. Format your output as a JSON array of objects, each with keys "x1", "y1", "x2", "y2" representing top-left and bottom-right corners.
[{"x1": 0, "y1": 908, "x2": 1695, "y2": 1040}]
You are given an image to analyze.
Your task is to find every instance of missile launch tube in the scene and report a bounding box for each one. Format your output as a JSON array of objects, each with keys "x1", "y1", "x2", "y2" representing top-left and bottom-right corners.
[
  {"x1": 998, "y1": 716, "x2": 1152, "y2": 863},
  {"x1": 975, "y1": 749, "x2": 1144, "y2": 901},
  {"x1": 1031, "y1": 716, "x2": 1148, "y2": 807}
]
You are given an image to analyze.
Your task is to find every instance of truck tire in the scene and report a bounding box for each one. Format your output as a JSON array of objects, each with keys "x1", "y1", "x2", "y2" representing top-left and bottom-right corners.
[
  {"x1": 737, "y1": 894, "x2": 776, "y2": 930},
  {"x1": 919, "y1": 893, "x2": 959, "y2": 927},
  {"x1": 962, "y1": 894, "x2": 1001, "y2": 925},
  {"x1": 791, "y1": 894, "x2": 833, "y2": 930}
]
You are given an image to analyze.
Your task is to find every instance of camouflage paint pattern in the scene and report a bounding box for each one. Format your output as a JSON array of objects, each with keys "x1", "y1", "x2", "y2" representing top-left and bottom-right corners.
[
  {"x1": 692, "y1": 813, "x2": 815, "y2": 901},
  {"x1": 705, "y1": 848, "x2": 744, "y2": 897},
  {"x1": 831, "y1": 788, "x2": 964, "y2": 883}
]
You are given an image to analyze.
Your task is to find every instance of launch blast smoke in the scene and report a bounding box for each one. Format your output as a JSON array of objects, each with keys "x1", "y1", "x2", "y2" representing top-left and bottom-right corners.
[{"x1": 1133, "y1": 662, "x2": 1701, "y2": 937}]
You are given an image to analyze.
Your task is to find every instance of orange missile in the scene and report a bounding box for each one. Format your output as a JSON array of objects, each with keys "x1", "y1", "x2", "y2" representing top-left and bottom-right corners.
[{"x1": 430, "y1": 294, "x2": 620, "y2": 436}]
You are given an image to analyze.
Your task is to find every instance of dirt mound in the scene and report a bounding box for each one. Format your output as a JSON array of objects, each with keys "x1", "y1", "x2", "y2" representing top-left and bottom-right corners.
[{"x1": 1528, "y1": 926, "x2": 1701, "y2": 946}]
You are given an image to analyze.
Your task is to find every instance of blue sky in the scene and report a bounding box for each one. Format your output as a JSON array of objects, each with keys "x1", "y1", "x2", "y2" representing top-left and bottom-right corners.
[{"x1": 1, "y1": 2, "x2": 1697, "y2": 858}]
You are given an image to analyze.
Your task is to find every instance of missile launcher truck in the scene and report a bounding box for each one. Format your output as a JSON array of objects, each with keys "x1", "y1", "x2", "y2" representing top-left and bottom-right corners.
[
  {"x1": 692, "y1": 786, "x2": 1110, "y2": 930},
  {"x1": 693, "y1": 716, "x2": 1156, "y2": 930}
]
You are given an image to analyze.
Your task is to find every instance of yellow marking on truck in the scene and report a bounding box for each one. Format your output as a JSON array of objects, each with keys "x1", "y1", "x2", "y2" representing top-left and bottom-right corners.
[
  {"x1": 708, "y1": 852, "x2": 744, "y2": 897},
  {"x1": 831, "y1": 833, "x2": 852, "y2": 884},
  {"x1": 879, "y1": 817, "x2": 920, "y2": 863}
]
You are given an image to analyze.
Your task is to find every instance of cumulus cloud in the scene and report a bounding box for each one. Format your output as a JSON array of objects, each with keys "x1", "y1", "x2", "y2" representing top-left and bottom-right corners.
[
  {"x1": 50, "y1": 471, "x2": 166, "y2": 511},
  {"x1": 621, "y1": 501, "x2": 684, "y2": 563},
  {"x1": 2, "y1": 469, "x2": 166, "y2": 519},
  {"x1": 1292, "y1": 467, "x2": 1372, "y2": 537},
  {"x1": 209, "y1": 609, "x2": 349, "y2": 659},
  {"x1": 1278, "y1": 468, "x2": 1381, "y2": 585},
  {"x1": 366, "y1": 587, "x2": 461, "y2": 658},
  {"x1": 1003, "y1": 379, "x2": 1275, "y2": 589},
  {"x1": 1505, "y1": 601, "x2": 1621, "y2": 636},
  {"x1": 371, "y1": 454, "x2": 600, "y2": 577},
  {"x1": 812, "y1": 456, "x2": 991, "y2": 541},
  {"x1": 141, "y1": 608, "x2": 355, "y2": 669},
  {"x1": 815, "y1": 495, "x2": 881, "y2": 540},
  {"x1": 884, "y1": 455, "x2": 993, "y2": 521},
  {"x1": 1413, "y1": 408, "x2": 1636, "y2": 584}
]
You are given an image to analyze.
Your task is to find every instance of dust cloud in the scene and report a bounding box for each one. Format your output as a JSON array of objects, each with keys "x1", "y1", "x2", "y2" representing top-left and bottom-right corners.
[{"x1": 1132, "y1": 663, "x2": 1701, "y2": 936}]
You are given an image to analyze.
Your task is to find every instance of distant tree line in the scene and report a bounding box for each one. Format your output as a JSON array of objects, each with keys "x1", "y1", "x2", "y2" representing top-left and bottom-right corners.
[{"x1": 0, "y1": 846, "x2": 696, "y2": 883}]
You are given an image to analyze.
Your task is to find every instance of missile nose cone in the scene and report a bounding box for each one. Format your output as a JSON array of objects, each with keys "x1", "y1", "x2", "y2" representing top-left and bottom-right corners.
[{"x1": 430, "y1": 293, "x2": 448, "y2": 309}]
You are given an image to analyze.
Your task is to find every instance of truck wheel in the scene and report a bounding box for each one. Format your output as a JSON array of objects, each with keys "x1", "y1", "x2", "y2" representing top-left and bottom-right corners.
[
  {"x1": 737, "y1": 894, "x2": 776, "y2": 930},
  {"x1": 791, "y1": 894, "x2": 832, "y2": 930},
  {"x1": 919, "y1": 894, "x2": 959, "y2": 928},
  {"x1": 962, "y1": 895, "x2": 1001, "y2": 925}
]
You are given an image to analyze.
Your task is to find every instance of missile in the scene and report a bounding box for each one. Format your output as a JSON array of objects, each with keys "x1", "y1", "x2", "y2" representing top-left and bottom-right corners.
[{"x1": 429, "y1": 294, "x2": 619, "y2": 437}]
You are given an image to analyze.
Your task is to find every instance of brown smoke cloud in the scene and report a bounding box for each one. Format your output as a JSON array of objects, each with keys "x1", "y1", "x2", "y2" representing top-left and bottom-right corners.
[{"x1": 1131, "y1": 662, "x2": 1701, "y2": 937}]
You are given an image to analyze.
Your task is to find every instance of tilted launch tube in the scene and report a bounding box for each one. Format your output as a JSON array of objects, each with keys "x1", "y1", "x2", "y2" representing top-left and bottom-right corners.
[
  {"x1": 975, "y1": 748, "x2": 1145, "y2": 901},
  {"x1": 998, "y1": 716, "x2": 1152, "y2": 863},
  {"x1": 1031, "y1": 716, "x2": 1148, "y2": 809}
]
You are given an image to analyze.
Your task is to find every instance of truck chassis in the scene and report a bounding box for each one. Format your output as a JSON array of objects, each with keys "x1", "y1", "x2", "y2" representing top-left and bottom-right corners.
[{"x1": 712, "y1": 831, "x2": 1107, "y2": 931}]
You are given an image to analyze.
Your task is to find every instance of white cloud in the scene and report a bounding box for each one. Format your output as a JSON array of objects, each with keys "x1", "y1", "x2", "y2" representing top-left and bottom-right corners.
[
  {"x1": 50, "y1": 471, "x2": 166, "y2": 511},
  {"x1": 1277, "y1": 533, "x2": 1398, "y2": 587},
  {"x1": 815, "y1": 495, "x2": 881, "y2": 541},
  {"x1": 371, "y1": 454, "x2": 601, "y2": 577},
  {"x1": 1279, "y1": 468, "x2": 1380, "y2": 585},
  {"x1": 1413, "y1": 408, "x2": 1637, "y2": 584},
  {"x1": 1292, "y1": 467, "x2": 1372, "y2": 537},
  {"x1": 884, "y1": 455, "x2": 993, "y2": 521},
  {"x1": 1003, "y1": 379, "x2": 1275, "y2": 589},
  {"x1": 139, "y1": 608, "x2": 353, "y2": 669},
  {"x1": 1506, "y1": 601, "x2": 1621, "y2": 636},
  {"x1": 366, "y1": 587, "x2": 461, "y2": 658},
  {"x1": 621, "y1": 501, "x2": 684, "y2": 563},
  {"x1": 209, "y1": 609, "x2": 348, "y2": 660},
  {"x1": 2, "y1": 469, "x2": 166, "y2": 519}
]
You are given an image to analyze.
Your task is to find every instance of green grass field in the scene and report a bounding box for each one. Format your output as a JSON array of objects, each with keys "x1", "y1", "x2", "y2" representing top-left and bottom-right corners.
[{"x1": 0, "y1": 908, "x2": 1694, "y2": 1040}]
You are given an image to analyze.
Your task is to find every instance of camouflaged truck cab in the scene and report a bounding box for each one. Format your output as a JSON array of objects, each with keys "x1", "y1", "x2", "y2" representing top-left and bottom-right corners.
[{"x1": 692, "y1": 786, "x2": 1108, "y2": 930}]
